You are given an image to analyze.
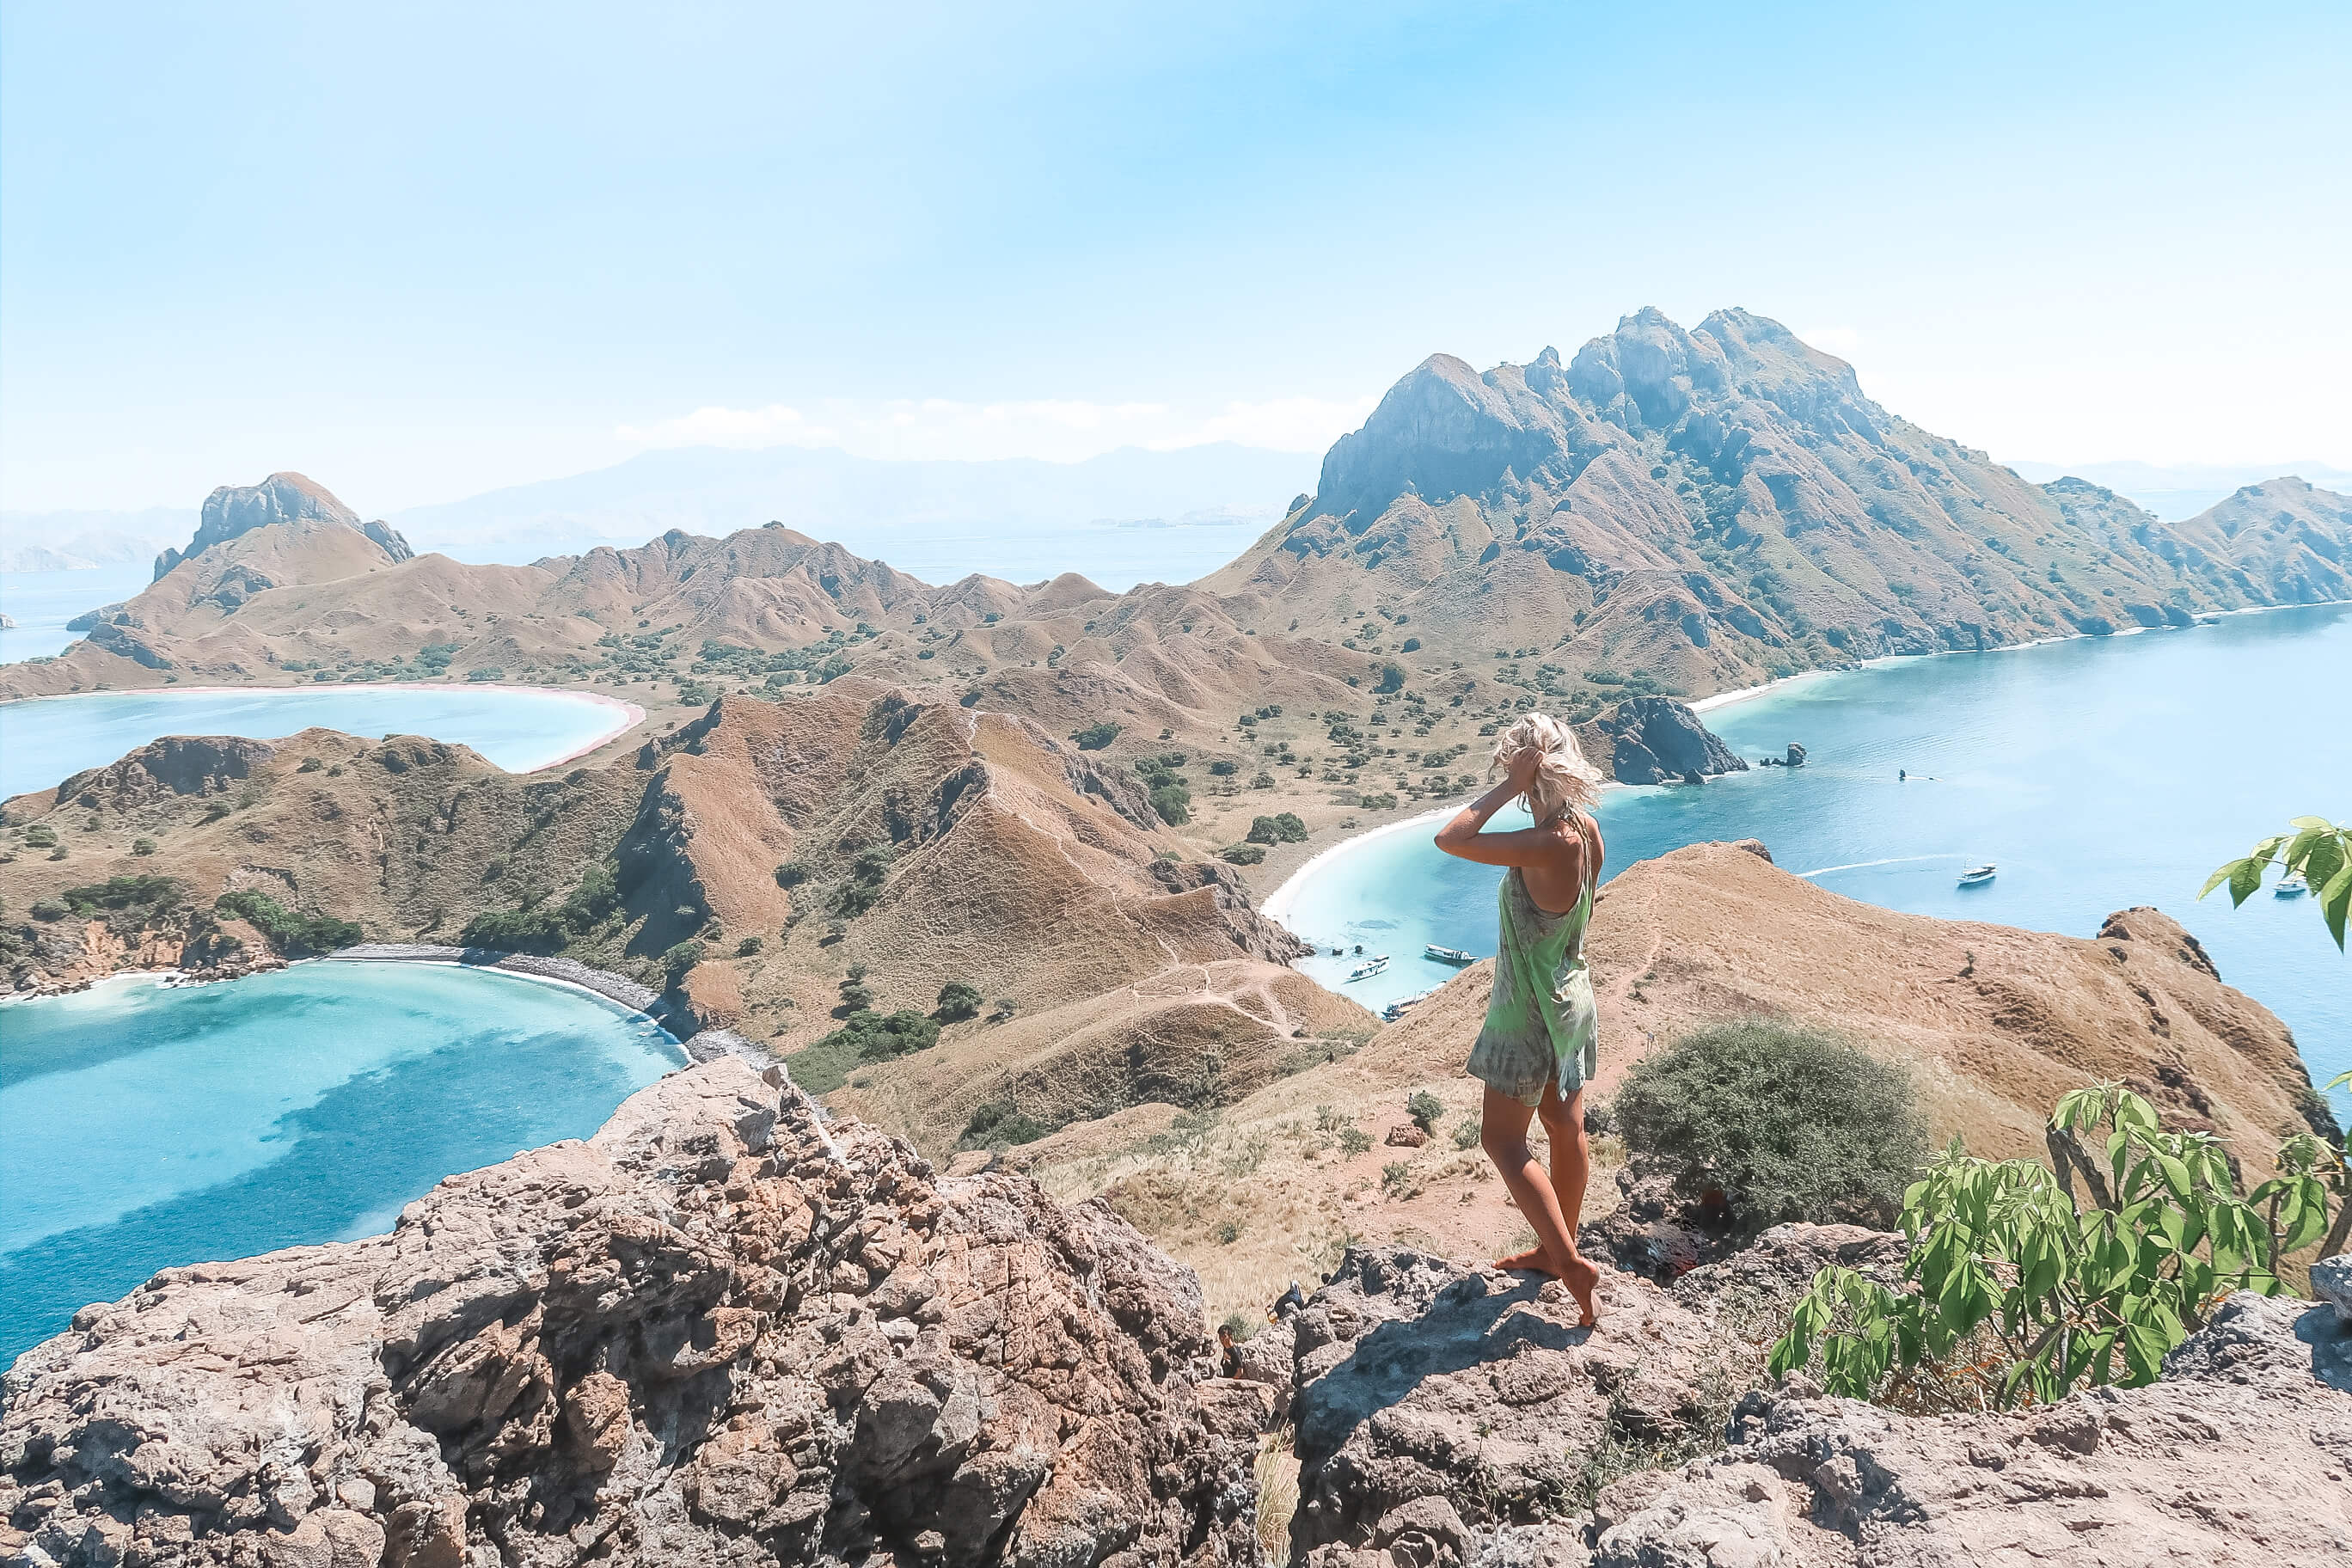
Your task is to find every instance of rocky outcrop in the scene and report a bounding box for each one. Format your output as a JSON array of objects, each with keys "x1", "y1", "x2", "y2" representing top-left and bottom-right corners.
[
  {"x1": 0, "y1": 1061, "x2": 1265, "y2": 1568},
  {"x1": 47, "y1": 736, "x2": 278, "y2": 809},
  {"x1": 1592, "y1": 1289, "x2": 2352, "y2": 1565},
  {"x1": 1285, "y1": 1247, "x2": 1730, "y2": 1567},
  {"x1": 1585, "y1": 697, "x2": 1746, "y2": 785},
  {"x1": 1279, "y1": 1234, "x2": 2351, "y2": 1568},
  {"x1": 152, "y1": 473, "x2": 407, "y2": 581}
]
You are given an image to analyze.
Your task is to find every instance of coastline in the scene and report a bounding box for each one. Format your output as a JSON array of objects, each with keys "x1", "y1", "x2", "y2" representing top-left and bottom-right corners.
[
  {"x1": 0, "y1": 682, "x2": 648, "y2": 775},
  {"x1": 1261, "y1": 597, "x2": 2352, "y2": 940}
]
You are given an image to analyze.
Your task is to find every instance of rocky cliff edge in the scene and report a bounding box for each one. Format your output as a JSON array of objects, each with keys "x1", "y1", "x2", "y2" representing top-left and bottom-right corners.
[{"x1": 0, "y1": 1060, "x2": 1265, "y2": 1568}]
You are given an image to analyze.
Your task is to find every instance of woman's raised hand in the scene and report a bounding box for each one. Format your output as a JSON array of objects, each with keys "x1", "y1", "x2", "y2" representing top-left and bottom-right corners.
[{"x1": 1504, "y1": 745, "x2": 1540, "y2": 793}]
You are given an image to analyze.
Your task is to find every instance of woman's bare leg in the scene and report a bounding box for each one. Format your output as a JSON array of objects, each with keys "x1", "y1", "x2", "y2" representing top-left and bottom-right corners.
[
  {"x1": 1479, "y1": 1086, "x2": 1596, "y2": 1323},
  {"x1": 1536, "y1": 1082, "x2": 1601, "y2": 1323}
]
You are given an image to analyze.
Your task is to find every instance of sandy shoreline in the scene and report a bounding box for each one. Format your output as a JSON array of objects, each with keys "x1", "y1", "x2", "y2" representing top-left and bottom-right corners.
[{"x1": 0, "y1": 682, "x2": 647, "y2": 775}]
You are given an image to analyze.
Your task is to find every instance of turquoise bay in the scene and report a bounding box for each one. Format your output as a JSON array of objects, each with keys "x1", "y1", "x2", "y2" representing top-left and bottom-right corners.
[
  {"x1": 1276, "y1": 606, "x2": 2352, "y2": 1118},
  {"x1": 0, "y1": 961, "x2": 683, "y2": 1366},
  {"x1": 0, "y1": 683, "x2": 640, "y2": 798}
]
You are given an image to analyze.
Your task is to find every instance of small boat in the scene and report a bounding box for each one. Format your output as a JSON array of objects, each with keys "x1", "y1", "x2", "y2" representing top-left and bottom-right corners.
[
  {"x1": 1958, "y1": 864, "x2": 1997, "y2": 886},
  {"x1": 1383, "y1": 989, "x2": 1436, "y2": 1022},
  {"x1": 1345, "y1": 954, "x2": 1392, "y2": 982},
  {"x1": 1423, "y1": 944, "x2": 1477, "y2": 966},
  {"x1": 2276, "y1": 873, "x2": 2308, "y2": 898}
]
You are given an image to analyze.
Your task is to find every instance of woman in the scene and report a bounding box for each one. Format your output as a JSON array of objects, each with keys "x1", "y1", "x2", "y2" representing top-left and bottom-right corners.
[{"x1": 1433, "y1": 713, "x2": 1606, "y2": 1326}]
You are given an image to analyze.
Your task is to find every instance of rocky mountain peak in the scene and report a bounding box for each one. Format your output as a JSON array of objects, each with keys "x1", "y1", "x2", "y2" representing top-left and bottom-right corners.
[{"x1": 153, "y1": 472, "x2": 412, "y2": 580}]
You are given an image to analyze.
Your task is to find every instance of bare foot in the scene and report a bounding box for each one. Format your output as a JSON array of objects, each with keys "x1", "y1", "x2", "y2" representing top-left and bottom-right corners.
[
  {"x1": 1560, "y1": 1250, "x2": 1601, "y2": 1327},
  {"x1": 1491, "y1": 1246, "x2": 1554, "y2": 1273}
]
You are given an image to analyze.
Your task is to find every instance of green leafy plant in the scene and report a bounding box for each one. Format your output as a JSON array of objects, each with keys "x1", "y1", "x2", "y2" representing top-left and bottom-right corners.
[
  {"x1": 935, "y1": 979, "x2": 983, "y2": 1021},
  {"x1": 1406, "y1": 1089, "x2": 1443, "y2": 1134},
  {"x1": 215, "y1": 888, "x2": 361, "y2": 956},
  {"x1": 2201, "y1": 815, "x2": 2350, "y2": 949},
  {"x1": 1338, "y1": 1125, "x2": 1373, "y2": 1157},
  {"x1": 1381, "y1": 1161, "x2": 1421, "y2": 1199},
  {"x1": 1071, "y1": 721, "x2": 1121, "y2": 750},
  {"x1": 1769, "y1": 1083, "x2": 2340, "y2": 1410}
]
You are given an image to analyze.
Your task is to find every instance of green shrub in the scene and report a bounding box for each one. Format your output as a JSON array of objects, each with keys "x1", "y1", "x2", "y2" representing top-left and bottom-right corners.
[
  {"x1": 467, "y1": 667, "x2": 504, "y2": 683},
  {"x1": 735, "y1": 935, "x2": 763, "y2": 957},
  {"x1": 1375, "y1": 663, "x2": 1405, "y2": 694},
  {"x1": 813, "y1": 1007, "x2": 940, "y2": 1065},
  {"x1": 1246, "y1": 813, "x2": 1308, "y2": 845},
  {"x1": 1149, "y1": 781, "x2": 1191, "y2": 825},
  {"x1": 131, "y1": 837, "x2": 156, "y2": 856},
  {"x1": 1338, "y1": 1125, "x2": 1373, "y2": 1157},
  {"x1": 1208, "y1": 760, "x2": 1240, "y2": 776},
  {"x1": 1220, "y1": 843, "x2": 1266, "y2": 866},
  {"x1": 660, "y1": 939, "x2": 705, "y2": 991},
  {"x1": 460, "y1": 905, "x2": 571, "y2": 952},
  {"x1": 1071, "y1": 721, "x2": 1121, "y2": 750},
  {"x1": 961, "y1": 1099, "x2": 1057, "y2": 1148},
  {"x1": 1452, "y1": 1114, "x2": 1481, "y2": 1150},
  {"x1": 1615, "y1": 1017, "x2": 1926, "y2": 1235},
  {"x1": 23, "y1": 825, "x2": 57, "y2": 848},
  {"x1": 1381, "y1": 1161, "x2": 1421, "y2": 1199},
  {"x1": 59, "y1": 875, "x2": 187, "y2": 916},
  {"x1": 28, "y1": 899, "x2": 68, "y2": 922},
  {"x1": 1406, "y1": 1089, "x2": 1443, "y2": 1133},
  {"x1": 774, "y1": 860, "x2": 812, "y2": 887},
  {"x1": 1772, "y1": 1083, "x2": 2343, "y2": 1410},
  {"x1": 935, "y1": 980, "x2": 983, "y2": 1021},
  {"x1": 215, "y1": 889, "x2": 362, "y2": 955},
  {"x1": 297, "y1": 757, "x2": 324, "y2": 773}
]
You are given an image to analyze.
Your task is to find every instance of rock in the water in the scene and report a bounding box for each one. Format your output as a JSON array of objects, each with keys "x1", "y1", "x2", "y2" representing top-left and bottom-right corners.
[
  {"x1": 1589, "y1": 698, "x2": 1748, "y2": 786},
  {"x1": 0, "y1": 1061, "x2": 1264, "y2": 1568},
  {"x1": 1785, "y1": 742, "x2": 1806, "y2": 767},
  {"x1": 1592, "y1": 1289, "x2": 2352, "y2": 1565}
]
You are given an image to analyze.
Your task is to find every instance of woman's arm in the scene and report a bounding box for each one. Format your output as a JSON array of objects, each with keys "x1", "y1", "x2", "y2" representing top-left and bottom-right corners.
[{"x1": 1434, "y1": 752, "x2": 1566, "y2": 868}]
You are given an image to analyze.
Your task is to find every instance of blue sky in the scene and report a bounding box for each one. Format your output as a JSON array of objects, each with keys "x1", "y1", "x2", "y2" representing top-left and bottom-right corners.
[{"x1": 3, "y1": 1, "x2": 2346, "y2": 513}]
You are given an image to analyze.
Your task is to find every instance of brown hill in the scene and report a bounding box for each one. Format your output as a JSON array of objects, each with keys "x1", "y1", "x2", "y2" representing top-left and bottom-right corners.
[{"x1": 1011, "y1": 842, "x2": 2337, "y2": 1325}]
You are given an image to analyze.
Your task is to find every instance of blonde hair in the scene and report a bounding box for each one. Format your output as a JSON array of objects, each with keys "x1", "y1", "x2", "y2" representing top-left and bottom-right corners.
[{"x1": 1489, "y1": 713, "x2": 1603, "y2": 824}]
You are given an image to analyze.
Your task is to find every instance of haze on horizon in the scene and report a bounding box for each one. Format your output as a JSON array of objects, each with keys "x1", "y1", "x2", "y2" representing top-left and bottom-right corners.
[{"x1": 3, "y1": 1, "x2": 2347, "y2": 520}]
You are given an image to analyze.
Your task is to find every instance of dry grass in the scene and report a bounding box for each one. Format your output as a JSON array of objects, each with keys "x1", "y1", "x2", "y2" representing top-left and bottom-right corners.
[{"x1": 1255, "y1": 1431, "x2": 1301, "y2": 1566}]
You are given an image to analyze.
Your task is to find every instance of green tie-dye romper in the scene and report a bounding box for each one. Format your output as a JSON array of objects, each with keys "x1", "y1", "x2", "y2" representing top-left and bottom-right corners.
[{"x1": 1466, "y1": 863, "x2": 1598, "y2": 1106}]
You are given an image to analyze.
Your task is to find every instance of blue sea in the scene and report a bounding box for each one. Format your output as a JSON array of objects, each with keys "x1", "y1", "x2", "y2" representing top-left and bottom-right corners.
[
  {"x1": 0, "y1": 960, "x2": 683, "y2": 1367},
  {"x1": 1275, "y1": 606, "x2": 2352, "y2": 1118},
  {"x1": 0, "y1": 684, "x2": 641, "y2": 798}
]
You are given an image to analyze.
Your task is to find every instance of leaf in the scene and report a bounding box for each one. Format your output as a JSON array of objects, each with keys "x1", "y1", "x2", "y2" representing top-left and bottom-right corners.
[
  {"x1": 2122, "y1": 1321, "x2": 2170, "y2": 1384},
  {"x1": 2197, "y1": 860, "x2": 2250, "y2": 901},
  {"x1": 2321, "y1": 859, "x2": 2352, "y2": 952}
]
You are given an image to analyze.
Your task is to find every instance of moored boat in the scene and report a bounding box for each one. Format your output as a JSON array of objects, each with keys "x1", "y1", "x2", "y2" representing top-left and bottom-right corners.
[
  {"x1": 1346, "y1": 954, "x2": 1391, "y2": 982},
  {"x1": 2276, "y1": 873, "x2": 2308, "y2": 898},
  {"x1": 1423, "y1": 943, "x2": 1477, "y2": 965},
  {"x1": 1958, "y1": 864, "x2": 1997, "y2": 885},
  {"x1": 1383, "y1": 989, "x2": 1435, "y2": 1022}
]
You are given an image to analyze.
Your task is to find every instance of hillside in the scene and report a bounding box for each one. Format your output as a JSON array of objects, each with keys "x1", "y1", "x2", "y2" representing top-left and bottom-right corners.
[{"x1": 1013, "y1": 842, "x2": 2338, "y2": 1324}]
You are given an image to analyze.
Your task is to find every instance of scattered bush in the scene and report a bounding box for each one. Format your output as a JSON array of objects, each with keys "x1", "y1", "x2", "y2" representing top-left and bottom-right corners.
[
  {"x1": 131, "y1": 837, "x2": 156, "y2": 856},
  {"x1": 1452, "y1": 1114, "x2": 1482, "y2": 1150},
  {"x1": 1338, "y1": 1125, "x2": 1373, "y2": 1157},
  {"x1": 1375, "y1": 663, "x2": 1406, "y2": 694},
  {"x1": 200, "y1": 800, "x2": 231, "y2": 822},
  {"x1": 1246, "y1": 812, "x2": 1308, "y2": 845},
  {"x1": 1400, "y1": 637, "x2": 1421, "y2": 652},
  {"x1": 215, "y1": 888, "x2": 362, "y2": 955},
  {"x1": 735, "y1": 935, "x2": 763, "y2": 957},
  {"x1": 774, "y1": 860, "x2": 812, "y2": 888},
  {"x1": 962, "y1": 1099, "x2": 1056, "y2": 1148},
  {"x1": 1406, "y1": 1089, "x2": 1444, "y2": 1134},
  {"x1": 1148, "y1": 781, "x2": 1191, "y2": 825},
  {"x1": 815, "y1": 1007, "x2": 940, "y2": 1063},
  {"x1": 1381, "y1": 1161, "x2": 1422, "y2": 1199},
  {"x1": 989, "y1": 995, "x2": 1018, "y2": 1021},
  {"x1": 1208, "y1": 759, "x2": 1240, "y2": 776},
  {"x1": 659, "y1": 939, "x2": 705, "y2": 992},
  {"x1": 1615, "y1": 1017, "x2": 1926, "y2": 1235},
  {"x1": 297, "y1": 757, "x2": 324, "y2": 773},
  {"x1": 466, "y1": 667, "x2": 505, "y2": 683},
  {"x1": 28, "y1": 899, "x2": 68, "y2": 922},
  {"x1": 935, "y1": 979, "x2": 983, "y2": 1021},
  {"x1": 1071, "y1": 721, "x2": 1121, "y2": 751},
  {"x1": 458, "y1": 906, "x2": 570, "y2": 952},
  {"x1": 23, "y1": 826, "x2": 57, "y2": 848},
  {"x1": 1220, "y1": 843, "x2": 1266, "y2": 866}
]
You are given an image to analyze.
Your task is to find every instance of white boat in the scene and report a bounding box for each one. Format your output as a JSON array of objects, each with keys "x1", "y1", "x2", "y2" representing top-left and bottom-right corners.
[
  {"x1": 1383, "y1": 989, "x2": 1435, "y2": 1022},
  {"x1": 2276, "y1": 873, "x2": 2308, "y2": 898},
  {"x1": 1345, "y1": 954, "x2": 1392, "y2": 982},
  {"x1": 1958, "y1": 864, "x2": 1997, "y2": 885},
  {"x1": 1423, "y1": 944, "x2": 1477, "y2": 966}
]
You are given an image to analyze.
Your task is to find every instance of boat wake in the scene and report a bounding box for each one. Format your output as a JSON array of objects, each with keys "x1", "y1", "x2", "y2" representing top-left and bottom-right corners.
[{"x1": 1797, "y1": 854, "x2": 1969, "y2": 879}]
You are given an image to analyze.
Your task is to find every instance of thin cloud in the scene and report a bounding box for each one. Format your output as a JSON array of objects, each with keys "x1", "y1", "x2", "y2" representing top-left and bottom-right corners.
[{"x1": 614, "y1": 392, "x2": 1368, "y2": 462}]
